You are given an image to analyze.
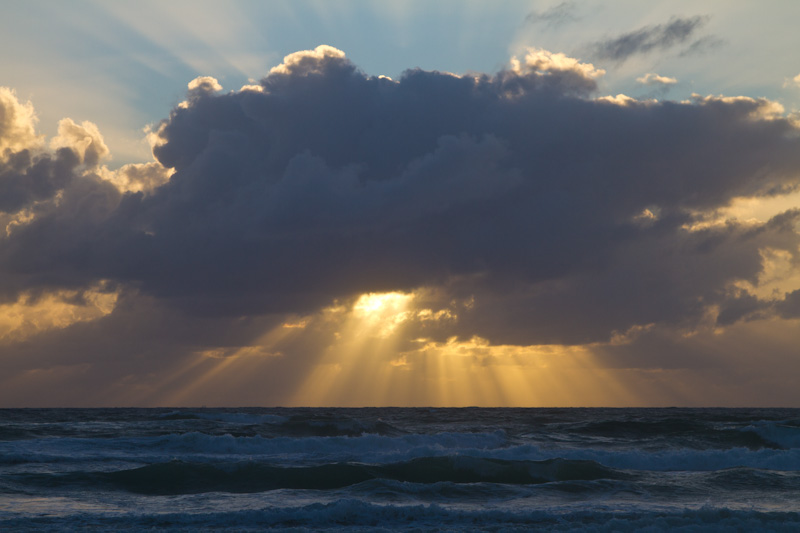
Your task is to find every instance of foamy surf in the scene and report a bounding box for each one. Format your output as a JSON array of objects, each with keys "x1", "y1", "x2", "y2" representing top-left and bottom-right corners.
[{"x1": 2, "y1": 407, "x2": 799, "y2": 531}]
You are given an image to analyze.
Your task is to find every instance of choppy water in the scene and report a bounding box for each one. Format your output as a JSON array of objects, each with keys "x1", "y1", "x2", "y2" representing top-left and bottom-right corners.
[{"x1": 2, "y1": 407, "x2": 800, "y2": 531}]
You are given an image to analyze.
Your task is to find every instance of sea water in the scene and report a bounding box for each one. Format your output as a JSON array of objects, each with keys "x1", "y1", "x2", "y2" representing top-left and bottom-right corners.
[{"x1": 1, "y1": 407, "x2": 800, "y2": 531}]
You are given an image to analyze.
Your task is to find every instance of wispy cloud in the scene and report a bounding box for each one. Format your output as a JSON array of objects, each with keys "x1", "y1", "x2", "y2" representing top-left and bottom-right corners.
[
  {"x1": 590, "y1": 16, "x2": 710, "y2": 63},
  {"x1": 679, "y1": 34, "x2": 725, "y2": 57},
  {"x1": 525, "y1": 2, "x2": 579, "y2": 29}
]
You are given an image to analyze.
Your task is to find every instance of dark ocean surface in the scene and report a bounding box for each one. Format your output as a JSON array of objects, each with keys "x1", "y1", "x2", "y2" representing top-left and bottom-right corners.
[{"x1": 2, "y1": 407, "x2": 800, "y2": 531}]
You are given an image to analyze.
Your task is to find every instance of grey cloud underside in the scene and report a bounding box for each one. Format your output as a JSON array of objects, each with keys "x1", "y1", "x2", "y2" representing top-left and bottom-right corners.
[
  {"x1": 2, "y1": 49, "x2": 800, "y2": 348},
  {"x1": 0, "y1": 148, "x2": 78, "y2": 214}
]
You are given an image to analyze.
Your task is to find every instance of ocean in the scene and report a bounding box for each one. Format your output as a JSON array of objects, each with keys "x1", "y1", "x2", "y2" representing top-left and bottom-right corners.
[{"x1": 1, "y1": 407, "x2": 800, "y2": 531}]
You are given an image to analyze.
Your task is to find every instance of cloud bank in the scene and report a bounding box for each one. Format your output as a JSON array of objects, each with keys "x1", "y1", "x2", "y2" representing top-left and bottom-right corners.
[{"x1": 2, "y1": 45, "x2": 800, "y2": 406}]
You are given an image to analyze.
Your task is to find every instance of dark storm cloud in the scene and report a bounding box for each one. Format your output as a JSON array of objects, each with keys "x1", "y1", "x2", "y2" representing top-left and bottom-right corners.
[
  {"x1": 776, "y1": 288, "x2": 800, "y2": 318},
  {"x1": 589, "y1": 16, "x2": 709, "y2": 63},
  {"x1": 0, "y1": 147, "x2": 79, "y2": 214},
  {"x1": 2, "y1": 45, "x2": 800, "y2": 355}
]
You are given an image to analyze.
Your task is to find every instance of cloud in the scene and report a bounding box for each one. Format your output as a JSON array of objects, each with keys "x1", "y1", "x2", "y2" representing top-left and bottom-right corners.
[
  {"x1": 50, "y1": 118, "x2": 110, "y2": 167},
  {"x1": 679, "y1": 35, "x2": 725, "y2": 57},
  {"x1": 776, "y1": 287, "x2": 800, "y2": 318},
  {"x1": 187, "y1": 76, "x2": 223, "y2": 94},
  {"x1": 0, "y1": 87, "x2": 42, "y2": 154},
  {"x1": 0, "y1": 90, "x2": 81, "y2": 216},
  {"x1": 185, "y1": 76, "x2": 224, "y2": 107},
  {"x1": 636, "y1": 73, "x2": 678, "y2": 86},
  {"x1": 97, "y1": 162, "x2": 173, "y2": 194},
  {"x1": 525, "y1": 2, "x2": 579, "y2": 29},
  {"x1": 785, "y1": 73, "x2": 800, "y2": 89},
  {"x1": 268, "y1": 45, "x2": 347, "y2": 77},
  {"x1": 587, "y1": 318, "x2": 800, "y2": 406},
  {"x1": 2, "y1": 45, "x2": 800, "y2": 404},
  {"x1": 589, "y1": 16, "x2": 709, "y2": 63},
  {"x1": 510, "y1": 48, "x2": 605, "y2": 93}
]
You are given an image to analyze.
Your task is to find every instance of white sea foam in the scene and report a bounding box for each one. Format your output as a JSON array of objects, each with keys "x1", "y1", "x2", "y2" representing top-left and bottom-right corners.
[{"x1": 3, "y1": 408, "x2": 800, "y2": 531}]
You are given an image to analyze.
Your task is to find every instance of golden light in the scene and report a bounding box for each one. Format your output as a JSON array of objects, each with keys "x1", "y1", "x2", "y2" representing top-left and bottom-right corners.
[
  {"x1": 732, "y1": 247, "x2": 800, "y2": 300},
  {"x1": 148, "y1": 314, "x2": 309, "y2": 407},
  {"x1": 0, "y1": 284, "x2": 118, "y2": 343},
  {"x1": 286, "y1": 290, "x2": 647, "y2": 407},
  {"x1": 101, "y1": 289, "x2": 660, "y2": 407},
  {"x1": 683, "y1": 190, "x2": 800, "y2": 233},
  {"x1": 290, "y1": 291, "x2": 416, "y2": 405},
  {"x1": 352, "y1": 291, "x2": 413, "y2": 336}
]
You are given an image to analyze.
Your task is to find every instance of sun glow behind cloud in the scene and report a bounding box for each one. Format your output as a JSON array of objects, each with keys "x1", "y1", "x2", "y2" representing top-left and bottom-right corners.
[
  {"x1": 291, "y1": 292, "x2": 418, "y2": 406},
  {"x1": 270, "y1": 291, "x2": 641, "y2": 407}
]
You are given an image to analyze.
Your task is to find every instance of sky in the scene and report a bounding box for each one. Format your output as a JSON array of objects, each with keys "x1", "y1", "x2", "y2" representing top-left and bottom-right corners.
[{"x1": 2, "y1": 1, "x2": 800, "y2": 407}]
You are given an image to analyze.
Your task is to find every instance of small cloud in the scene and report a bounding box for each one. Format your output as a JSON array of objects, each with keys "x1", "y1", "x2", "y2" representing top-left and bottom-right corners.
[
  {"x1": 282, "y1": 318, "x2": 309, "y2": 329},
  {"x1": 632, "y1": 207, "x2": 660, "y2": 227},
  {"x1": 512, "y1": 48, "x2": 605, "y2": 80},
  {"x1": 268, "y1": 45, "x2": 347, "y2": 77},
  {"x1": 597, "y1": 93, "x2": 637, "y2": 106},
  {"x1": 187, "y1": 76, "x2": 223, "y2": 93},
  {"x1": 181, "y1": 76, "x2": 224, "y2": 108},
  {"x1": 636, "y1": 73, "x2": 678, "y2": 86},
  {"x1": 784, "y1": 73, "x2": 800, "y2": 89}
]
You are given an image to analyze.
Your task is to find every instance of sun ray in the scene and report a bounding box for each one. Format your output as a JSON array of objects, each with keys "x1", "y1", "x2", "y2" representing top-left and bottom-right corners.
[{"x1": 137, "y1": 288, "x2": 649, "y2": 407}]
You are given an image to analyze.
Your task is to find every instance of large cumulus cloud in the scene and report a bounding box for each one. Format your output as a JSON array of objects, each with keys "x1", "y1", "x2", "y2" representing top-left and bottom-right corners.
[{"x1": 2, "y1": 44, "x2": 800, "y2": 365}]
